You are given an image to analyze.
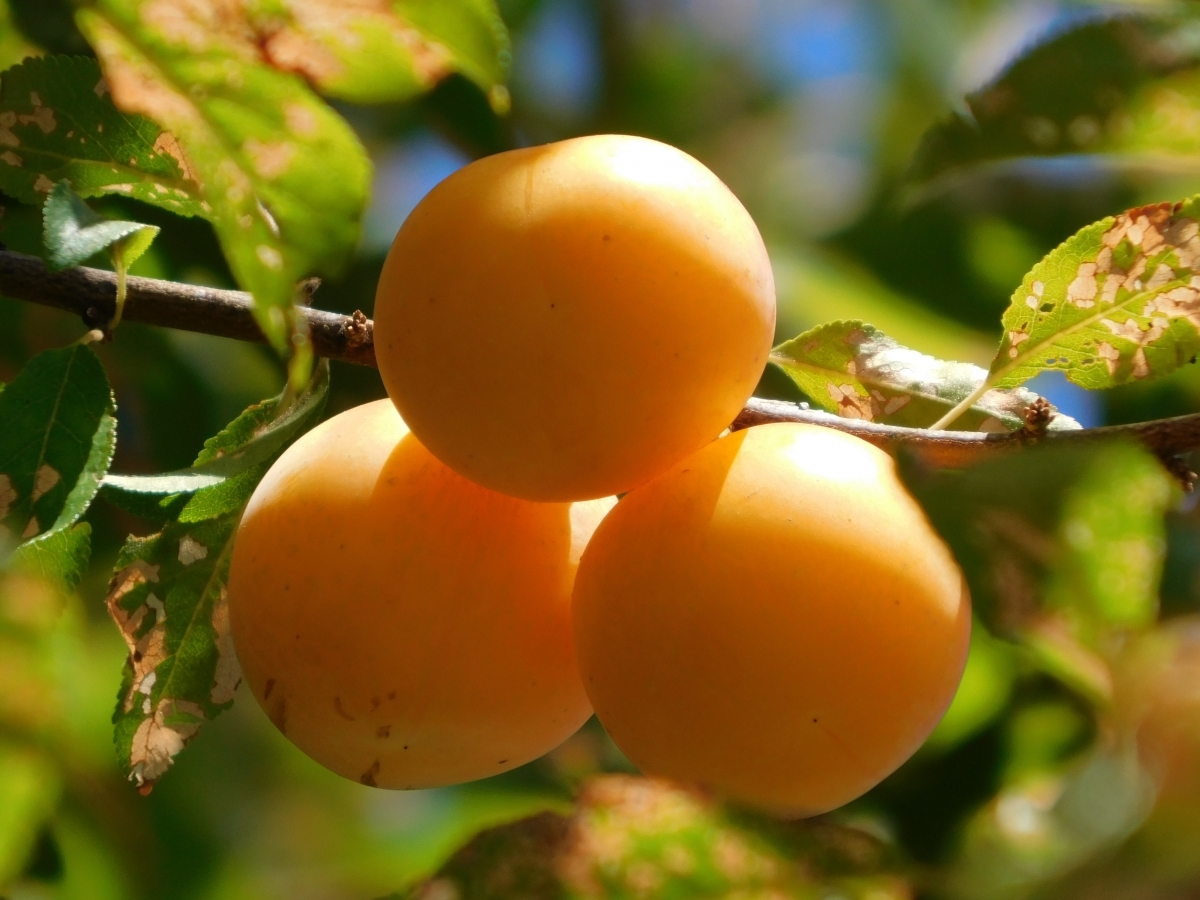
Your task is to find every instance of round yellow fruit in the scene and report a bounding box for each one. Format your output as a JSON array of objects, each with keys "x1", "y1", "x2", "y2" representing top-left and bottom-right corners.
[
  {"x1": 572, "y1": 423, "x2": 971, "y2": 815},
  {"x1": 373, "y1": 133, "x2": 775, "y2": 502},
  {"x1": 227, "y1": 399, "x2": 611, "y2": 789}
]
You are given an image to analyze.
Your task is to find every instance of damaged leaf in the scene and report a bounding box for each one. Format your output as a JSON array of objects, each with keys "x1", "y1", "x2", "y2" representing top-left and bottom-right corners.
[
  {"x1": 74, "y1": 3, "x2": 372, "y2": 349},
  {"x1": 107, "y1": 364, "x2": 328, "y2": 792},
  {"x1": 241, "y1": 0, "x2": 511, "y2": 109},
  {"x1": 992, "y1": 197, "x2": 1200, "y2": 391},
  {"x1": 108, "y1": 519, "x2": 240, "y2": 792},
  {"x1": 903, "y1": 441, "x2": 1175, "y2": 702},
  {"x1": 0, "y1": 55, "x2": 205, "y2": 216},
  {"x1": 43, "y1": 179, "x2": 159, "y2": 271},
  {"x1": 0, "y1": 345, "x2": 116, "y2": 546},
  {"x1": 772, "y1": 321, "x2": 1080, "y2": 432}
]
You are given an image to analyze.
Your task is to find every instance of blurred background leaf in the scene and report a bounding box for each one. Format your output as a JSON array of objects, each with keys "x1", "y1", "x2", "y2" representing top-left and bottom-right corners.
[
  {"x1": 908, "y1": 12, "x2": 1200, "y2": 200},
  {"x1": 8, "y1": 0, "x2": 1200, "y2": 896}
]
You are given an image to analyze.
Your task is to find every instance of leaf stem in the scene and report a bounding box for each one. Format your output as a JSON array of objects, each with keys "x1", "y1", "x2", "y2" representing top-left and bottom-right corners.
[
  {"x1": 110, "y1": 244, "x2": 127, "y2": 331},
  {"x1": 928, "y1": 378, "x2": 994, "y2": 431}
]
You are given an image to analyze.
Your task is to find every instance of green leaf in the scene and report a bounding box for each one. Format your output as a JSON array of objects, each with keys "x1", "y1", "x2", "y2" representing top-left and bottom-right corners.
[
  {"x1": 393, "y1": 0, "x2": 512, "y2": 111},
  {"x1": 989, "y1": 196, "x2": 1200, "y2": 392},
  {"x1": 907, "y1": 13, "x2": 1200, "y2": 194},
  {"x1": 772, "y1": 321, "x2": 1080, "y2": 431},
  {"x1": 8, "y1": 523, "x2": 92, "y2": 592},
  {"x1": 74, "y1": 5, "x2": 372, "y2": 349},
  {"x1": 0, "y1": 345, "x2": 116, "y2": 546},
  {"x1": 105, "y1": 363, "x2": 328, "y2": 792},
  {"x1": 101, "y1": 359, "x2": 329, "y2": 498},
  {"x1": 42, "y1": 179, "x2": 159, "y2": 271},
  {"x1": 903, "y1": 442, "x2": 1175, "y2": 702},
  {"x1": 0, "y1": 55, "x2": 206, "y2": 217},
  {"x1": 236, "y1": 0, "x2": 511, "y2": 109}
]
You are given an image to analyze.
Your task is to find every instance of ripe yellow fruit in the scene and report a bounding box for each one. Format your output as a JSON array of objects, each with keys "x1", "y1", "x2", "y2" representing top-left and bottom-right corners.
[
  {"x1": 227, "y1": 400, "x2": 611, "y2": 789},
  {"x1": 373, "y1": 133, "x2": 775, "y2": 502},
  {"x1": 572, "y1": 423, "x2": 970, "y2": 815}
]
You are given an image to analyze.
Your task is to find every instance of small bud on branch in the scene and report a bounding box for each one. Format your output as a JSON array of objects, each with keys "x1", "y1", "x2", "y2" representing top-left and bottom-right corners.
[{"x1": 4, "y1": 248, "x2": 1200, "y2": 466}]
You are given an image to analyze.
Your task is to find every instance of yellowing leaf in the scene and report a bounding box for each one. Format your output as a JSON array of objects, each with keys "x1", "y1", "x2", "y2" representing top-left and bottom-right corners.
[{"x1": 75, "y1": 1, "x2": 372, "y2": 348}]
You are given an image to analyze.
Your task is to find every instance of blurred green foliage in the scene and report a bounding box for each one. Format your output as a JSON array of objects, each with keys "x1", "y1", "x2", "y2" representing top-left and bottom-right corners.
[{"x1": 7, "y1": 0, "x2": 1200, "y2": 898}]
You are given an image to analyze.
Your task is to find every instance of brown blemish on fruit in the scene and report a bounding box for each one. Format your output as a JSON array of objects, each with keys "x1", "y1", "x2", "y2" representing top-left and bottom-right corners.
[
  {"x1": 361, "y1": 759, "x2": 381, "y2": 787},
  {"x1": 334, "y1": 697, "x2": 354, "y2": 720}
]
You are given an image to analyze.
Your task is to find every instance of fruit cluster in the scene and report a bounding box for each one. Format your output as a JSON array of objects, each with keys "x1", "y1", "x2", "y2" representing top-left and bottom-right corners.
[{"x1": 227, "y1": 134, "x2": 970, "y2": 815}]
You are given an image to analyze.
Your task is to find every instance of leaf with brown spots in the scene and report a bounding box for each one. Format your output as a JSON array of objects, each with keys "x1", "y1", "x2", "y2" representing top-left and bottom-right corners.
[
  {"x1": 0, "y1": 55, "x2": 205, "y2": 216},
  {"x1": 244, "y1": 0, "x2": 511, "y2": 109},
  {"x1": 74, "y1": 1, "x2": 372, "y2": 348},
  {"x1": 772, "y1": 321, "x2": 1080, "y2": 432},
  {"x1": 0, "y1": 345, "x2": 116, "y2": 547},
  {"x1": 108, "y1": 514, "x2": 239, "y2": 792},
  {"x1": 994, "y1": 199, "x2": 1200, "y2": 389},
  {"x1": 106, "y1": 363, "x2": 328, "y2": 791},
  {"x1": 935, "y1": 196, "x2": 1200, "y2": 428}
]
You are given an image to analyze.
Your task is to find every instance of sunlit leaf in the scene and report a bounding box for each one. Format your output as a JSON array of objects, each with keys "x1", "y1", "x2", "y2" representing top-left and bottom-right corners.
[
  {"x1": 990, "y1": 197, "x2": 1200, "y2": 391},
  {"x1": 772, "y1": 321, "x2": 1079, "y2": 431},
  {"x1": 102, "y1": 359, "x2": 329, "y2": 501},
  {"x1": 42, "y1": 180, "x2": 158, "y2": 271},
  {"x1": 908, "y1": 13, "x2": 1200, "y2": 194},
  {"x1": 903, "y1": 442, "x2": 1175, "y2": 701},
  {"x1": 106, "y1": 364, "x2": 328, "y2": 792},
  {"x1": 240, "y1": 0, "x2": 511, "y2": 109},
  {"x1": 75, "y1": 3, "x2": 372, "y2": 348},
  {"x1": 0, "y1": 55, "x2": 205, "y2": 217},
  {"x1": 8, "y1": 523, "x2": 91, "y2": 592},
  {"x1": 0, "y1": 345, "x2": 116, "y2": 546}
]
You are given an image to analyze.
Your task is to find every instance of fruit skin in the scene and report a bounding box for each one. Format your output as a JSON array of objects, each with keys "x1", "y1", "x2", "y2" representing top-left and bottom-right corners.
[
  {"x1": 572, "y1": 422, "x2": 971, "y2": 815},
  {"x1": 227, "y1": 399, "x2": 611, "y2": 789},
  {"x1": 373, "y1": 133, "x2": 775, "y2": 502}
]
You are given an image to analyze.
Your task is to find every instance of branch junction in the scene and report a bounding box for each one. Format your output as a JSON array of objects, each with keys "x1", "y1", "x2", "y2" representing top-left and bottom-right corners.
[{"x1": 4, "y1": 249, "x2": 1199, "y2": 466}]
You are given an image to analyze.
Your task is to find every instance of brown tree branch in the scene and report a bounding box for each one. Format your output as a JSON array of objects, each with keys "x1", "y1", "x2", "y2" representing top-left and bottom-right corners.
[
  {"x1": 4, "y1": 248, "x2": 1200, "y2": 466},
  {"x1": 0, "y1": 249, "x2": 375, "y2": 366}
]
